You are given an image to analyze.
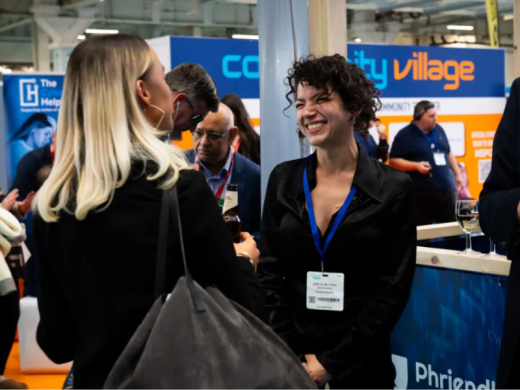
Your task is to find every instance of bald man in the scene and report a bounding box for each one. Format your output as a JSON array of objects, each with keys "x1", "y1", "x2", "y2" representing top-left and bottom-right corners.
[{"x1": 185, "y1": 103, "x2": 261, "y2": 238}]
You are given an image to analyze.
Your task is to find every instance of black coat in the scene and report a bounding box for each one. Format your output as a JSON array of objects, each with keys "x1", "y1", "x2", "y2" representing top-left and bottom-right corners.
[
  {"x1": 34, "y1": 167, "x2": 265, "y2": 389},
  {"x1": 480, "y1": 78, "x2": 520, "y2": 389},
  {"x1": 258, "y1": 148, "x2": 416, "y2": 388}
]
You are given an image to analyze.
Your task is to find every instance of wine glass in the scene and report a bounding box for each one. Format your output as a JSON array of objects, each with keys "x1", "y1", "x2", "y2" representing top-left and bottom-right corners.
[
  {"x1": 481, "y1": 239, "x2": 507, "y2": 259},
  {"x1": 456, "y1": 200, "x2": 480, "y2": 255}
]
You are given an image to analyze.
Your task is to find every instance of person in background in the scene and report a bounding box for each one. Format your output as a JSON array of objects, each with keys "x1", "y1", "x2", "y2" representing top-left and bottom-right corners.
[
  {"x1": 389, "y1": 101, "x2": 463, "y2": 226},
  {"x1": 8, "y1": 134, "x2": 55, "y2": 298},
  {"x1": 258, "y1": 55, "x2": 416, "y2": 389},
  {"x1": 480, "y1": 78, "x2": 520, "y2": 389},
  {"x1": 0, "y1": 188, "x2": 34, "y2": 390},
  {"x1": 457, "y1": 162, "x2": 473, "y2": 200},
  {"x1": 185, "y1": 103, "x2": 261, "y2": 239},
  {"x1": 221, "y1": 93, "x2": 261, "y2": 165},
  {"x1": 354, "y1": 120, "x2": 388, "y2": 162},
  {"x1": 164, "y1": 63, "x2": 220, "y2": 137},
  {"x1": 8, "y1": 114, "x2": 56, "y2": 184},
  {"x1": 33, "y1": 34, "x2": 263, "y2": 389}
]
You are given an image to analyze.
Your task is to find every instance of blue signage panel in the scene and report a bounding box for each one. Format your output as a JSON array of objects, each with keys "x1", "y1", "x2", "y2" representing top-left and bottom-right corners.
[
  {"x1": 3, "y1": 74, "x2": 63, "y2": 186},
  {"x1": 169, "y1": 38, "x2": 504, "y2": 100},
  {"x1": 349, "y1": 44, "x2": 505, "y2": 98},
  {"x1": 170, "y1": 37, "x2": 260, "y2": 99},
  {"x1": 391, "y1": 265, "x2": 507, "y2": 389}
]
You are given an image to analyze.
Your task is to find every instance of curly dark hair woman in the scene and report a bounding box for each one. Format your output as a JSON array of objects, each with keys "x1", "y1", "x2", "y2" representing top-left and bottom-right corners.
[
  {"x1": 258, "y1": 54, "x2": 416, "y2": 389},
  {"x1": 220, "y1": 93, "x2": 261, "y2": 165}
]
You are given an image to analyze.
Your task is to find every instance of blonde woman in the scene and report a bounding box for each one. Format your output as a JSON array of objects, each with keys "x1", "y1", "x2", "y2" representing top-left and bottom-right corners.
[{"x1": 33, "y1": 34, "x2": 263, "y2": 389}]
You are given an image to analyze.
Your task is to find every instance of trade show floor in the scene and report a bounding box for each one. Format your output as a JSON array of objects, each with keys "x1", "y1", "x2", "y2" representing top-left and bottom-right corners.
[{"x1": 5, "y1": 343, "x2": 65, "y2": 390}]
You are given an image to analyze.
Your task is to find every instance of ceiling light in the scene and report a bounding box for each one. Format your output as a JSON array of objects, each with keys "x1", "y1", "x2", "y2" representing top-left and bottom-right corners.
[
  {"x1": 232, "y1": 34, "x2": 259, "y2": 40},
  {"x1": 85, "y1": 28, "x2": 119, "y2": 34},
  {"x1": 447, "y1": 25, "x2": 474, "y2": 31},
  {"x1": 77, "y1": 35, "x2": 86, "y2": 40},
  {"x1": 504, "y1": 14, "x2": 514, "y2": 21},
  {"x1": 354, "y1": 38, "x2": 362, "y2": 42}
]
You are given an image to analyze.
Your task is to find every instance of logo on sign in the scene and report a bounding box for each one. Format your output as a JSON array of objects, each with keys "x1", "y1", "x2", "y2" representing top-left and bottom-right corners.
[
  {"x1": 349, "y1": 50, "x2": 388, "y2": 90},
  {"x1": 222, "y1": 55, "x2": 259, "y2": 79},
  {"x1": 394, "y1": 52, "x2": 475, "y2": 90},
  {"x1": 348, "y1": 50, "x2": 475, "y2": 91},
  {"x1": 19, "y1": 79, "x2": 39, "y2": 107},
  {"x1": 392, "y1": 354, "x2": 408, "y2": 389}
]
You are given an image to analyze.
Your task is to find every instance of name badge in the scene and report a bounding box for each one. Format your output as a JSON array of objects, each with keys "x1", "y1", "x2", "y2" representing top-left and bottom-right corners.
[
  {"x1": 434, "y1": 152, "x2": 447, "y2": 166},
  {"x1": 306, "y1": 272, "x2": 344, "y2": 311}
]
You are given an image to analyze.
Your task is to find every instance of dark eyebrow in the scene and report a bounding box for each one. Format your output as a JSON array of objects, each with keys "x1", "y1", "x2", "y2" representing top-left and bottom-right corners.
[{"x1": 296, "y1": 91, "x2": 329, "y2": 102}]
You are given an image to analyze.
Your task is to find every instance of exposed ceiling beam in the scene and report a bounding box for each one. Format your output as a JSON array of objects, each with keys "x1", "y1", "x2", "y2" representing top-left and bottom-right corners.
[
  {"x1": 62, "y1": 0, "x2": 101, "y2": 10},
  {"x1": 0, "y1": 18, "x2": 32, "y2": 34},
  {"x1": 0, "y1": 12, "x2": 32, "y2": 18},
  {"x1": 423, "y1": 1, "x2": 486, "y2": 15},
  {"x1": 97, "y1": 17, "x2": 257, "y2": 29},
  {"x1": 376, "y1": 0, "x2": 441, "y2": 13}
]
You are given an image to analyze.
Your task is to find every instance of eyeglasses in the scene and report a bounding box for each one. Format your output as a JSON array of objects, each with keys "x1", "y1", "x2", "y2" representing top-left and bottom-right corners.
[
  {"x1": 186, "y1": 98, "x2": 204, "y2": 125},
  {"x1": 193, "y1": 129, "x2": 230, "y2": 142}
]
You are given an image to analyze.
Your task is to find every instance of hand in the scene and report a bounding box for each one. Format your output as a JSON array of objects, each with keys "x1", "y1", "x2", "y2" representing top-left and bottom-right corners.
[
  {"x1": 234, "y1": 232, "x2": 260, "y2": 267},
  {"x1": 376, "y1": 123, "x2": 387, "y2": 139},
  {"x1": 416, "y1": 161, "x2": 431, "y2": 175},
  {"x1": 304, "y1": 355, "x2": 332, "y2": 386},
  {"x1": 455, "y1": 174, "x2": 465, "y2": 190},
  {"x1": 18, "y1": 191, "x2": 36, "y2": 214},
  {"x1": 1, "y1": 189, "x2": 19, "y2": 211}
]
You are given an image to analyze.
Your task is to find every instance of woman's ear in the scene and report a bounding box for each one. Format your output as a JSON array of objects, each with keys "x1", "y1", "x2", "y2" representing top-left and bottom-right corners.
[{"x1": 136, "y1": 80, "x2": 151, "y2": 108}]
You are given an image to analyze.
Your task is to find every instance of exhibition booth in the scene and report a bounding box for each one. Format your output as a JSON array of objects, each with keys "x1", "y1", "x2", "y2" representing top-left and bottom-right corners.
[{"x1": 0, "y1": 37, "x2": 509, "y2": 389}]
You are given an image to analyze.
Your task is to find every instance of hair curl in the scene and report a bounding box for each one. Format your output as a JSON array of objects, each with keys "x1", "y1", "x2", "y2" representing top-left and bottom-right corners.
[{"x1": 285, "y1": 54, "x2": 382, "y2": 130}]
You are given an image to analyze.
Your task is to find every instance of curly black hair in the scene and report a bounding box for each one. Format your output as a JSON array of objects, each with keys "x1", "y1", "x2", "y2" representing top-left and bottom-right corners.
[{"x1": 285, "y1": 54, "x2": 382, "y2": 130}]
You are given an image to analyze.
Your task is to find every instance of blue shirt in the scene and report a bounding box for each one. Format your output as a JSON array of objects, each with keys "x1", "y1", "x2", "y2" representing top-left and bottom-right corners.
[
  {"x1": 196, "y1": 148, "x2": 233, "y2": 198},
  {"x1": 390, "y1": 122, "x2": 454, "y2": 195}
]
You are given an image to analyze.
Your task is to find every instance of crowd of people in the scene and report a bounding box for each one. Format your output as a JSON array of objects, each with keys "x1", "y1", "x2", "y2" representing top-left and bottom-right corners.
[{"x1": 0, "y1": 32, "x2": 518, "y2": 390}]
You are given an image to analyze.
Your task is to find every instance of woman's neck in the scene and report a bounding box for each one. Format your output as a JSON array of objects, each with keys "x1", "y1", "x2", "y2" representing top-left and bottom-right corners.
[{"x1": 316, "y1": 134, "x2": 358, "y2": 175}]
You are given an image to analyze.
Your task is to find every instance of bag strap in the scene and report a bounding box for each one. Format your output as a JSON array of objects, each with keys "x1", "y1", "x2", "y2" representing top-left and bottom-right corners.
[
  {"x1": 167, "y1": 186, "x2": 206, "y2": 312},
  {"x1": 154, "y1": 187, "x2": 171, "y2": 299},
  {"x1": 155, "y1": 185, "x2": 206, "y2": 312}
]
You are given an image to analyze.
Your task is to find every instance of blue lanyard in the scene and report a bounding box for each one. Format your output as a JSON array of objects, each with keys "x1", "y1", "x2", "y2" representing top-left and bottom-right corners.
[
  {"x1": 354, "y1": 132, "x2": 374, "y2": 158},
  {"x1": 419, "y1": 128, "x2": 439, "y2": 151},
  {"x1": 303, "y1": 154, "x2": 357, "y2": 273}
]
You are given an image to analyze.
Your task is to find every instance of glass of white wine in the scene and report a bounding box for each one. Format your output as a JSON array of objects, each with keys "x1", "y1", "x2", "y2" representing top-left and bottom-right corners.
[{"x1": 456, "y1": 200, "x2": 480, "y2": 255}]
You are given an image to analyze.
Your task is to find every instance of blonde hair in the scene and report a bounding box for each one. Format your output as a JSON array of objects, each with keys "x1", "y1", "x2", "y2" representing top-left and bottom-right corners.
[{"x1": 35, "y1": 34, "x2": 188, "y2": 222}]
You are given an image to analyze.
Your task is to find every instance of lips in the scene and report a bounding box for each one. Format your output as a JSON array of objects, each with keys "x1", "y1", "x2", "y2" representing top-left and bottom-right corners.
[{"x1": 306, "y1": 122, "x2": 326, "y2": 134}]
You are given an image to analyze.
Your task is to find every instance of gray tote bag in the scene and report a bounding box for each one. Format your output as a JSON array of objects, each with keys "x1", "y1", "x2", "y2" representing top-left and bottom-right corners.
[{"x1": 104, "y1": 185, "x2": 316, "y2": 389}]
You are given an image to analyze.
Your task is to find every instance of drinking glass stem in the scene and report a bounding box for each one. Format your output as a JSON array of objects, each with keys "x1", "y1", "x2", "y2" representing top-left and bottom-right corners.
[{"x1": 466, "y1": 233, "x2": 472, "y2": 252}]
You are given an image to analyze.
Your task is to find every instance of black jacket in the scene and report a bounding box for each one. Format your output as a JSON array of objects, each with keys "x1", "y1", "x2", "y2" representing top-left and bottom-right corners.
[
  {"x1": 34, "y1": 167, "x2": 264, "y2": 389},
  {"x1": 480, "y1": 78, "x2": 520, "y2": 389},
  {"x1": 354, "y1": 131, "x2": 389, "y2": 163},
  {"x1": 257, "y1": 147, "x2": 416, "y2": 387}
]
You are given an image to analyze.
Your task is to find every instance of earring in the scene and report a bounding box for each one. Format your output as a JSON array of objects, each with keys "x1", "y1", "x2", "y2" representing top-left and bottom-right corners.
[
  {"x1": 144, "y1": 104, "x2": 165, "y2": 131},
  {"x1": 353, "y1": 117, "x2": 357, "y2": 125}
]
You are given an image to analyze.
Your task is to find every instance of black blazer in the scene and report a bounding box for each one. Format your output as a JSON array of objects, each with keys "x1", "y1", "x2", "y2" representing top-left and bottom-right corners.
[
  {"x1": 257, "y1": 147, "x2": 416, "y2": 388},
  {"x1": 34, "y1": 167, "x2": 264, "y2": 389},
  {"x1": 185, "y1": 149, "x2": 261, "y2": 238},
  {"x1": 480, "y1": 78, "x2": 520, "y2": 389}
]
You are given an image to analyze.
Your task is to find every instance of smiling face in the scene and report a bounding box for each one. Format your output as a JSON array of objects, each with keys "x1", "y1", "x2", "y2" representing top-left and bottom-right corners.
[{"x1": 295, "y1": 82, "x2": 354, "y2": 148}]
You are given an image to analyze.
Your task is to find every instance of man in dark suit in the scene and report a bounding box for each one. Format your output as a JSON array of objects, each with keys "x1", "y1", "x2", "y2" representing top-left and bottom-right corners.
[
  {"x1": 480, "y1": 78, "x2": 520, "y2": 389},
  {"x1": 185, "y1": 103, "x2": 261, "y2": 239}
]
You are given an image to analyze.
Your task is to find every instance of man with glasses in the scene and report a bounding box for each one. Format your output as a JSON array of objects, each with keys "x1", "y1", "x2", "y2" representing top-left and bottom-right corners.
[
  {"x1": 165, "y1": 63, "x2": 220, "y2": 134},
  {"x1": 185, "y1": 103, "x2": 261, "y2": 239}
]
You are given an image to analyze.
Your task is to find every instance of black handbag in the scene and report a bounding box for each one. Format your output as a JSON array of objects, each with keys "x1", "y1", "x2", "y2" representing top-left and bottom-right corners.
[{"x1": 104, "y1": 185, "x2": 316, "y2": 389}]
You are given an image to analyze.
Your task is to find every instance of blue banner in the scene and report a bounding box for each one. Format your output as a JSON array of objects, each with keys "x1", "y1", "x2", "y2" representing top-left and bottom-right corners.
[
  {"x1": 391, "y1": 265, "x2": 507, "y2": 389},
  {"x1": 168, "y1": 38, "x2": 504, "y2": 99},
  {"x1": 2, "y1": 73, "x2": 63, "y2": 186},
  {"x1": 170, "y1": 37, "x2": 260, "y2": 99},
  {"x1": 349, "y1": 44, "x2": 505, "y2": 98}
]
